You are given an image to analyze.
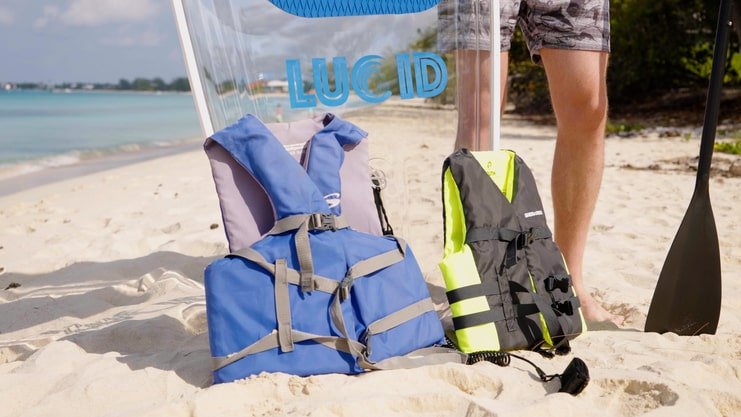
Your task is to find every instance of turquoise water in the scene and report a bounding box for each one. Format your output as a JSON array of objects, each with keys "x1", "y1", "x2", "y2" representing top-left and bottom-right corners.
[{"x1": 0, "y1": 90, "x2": 201, "y2": 166}]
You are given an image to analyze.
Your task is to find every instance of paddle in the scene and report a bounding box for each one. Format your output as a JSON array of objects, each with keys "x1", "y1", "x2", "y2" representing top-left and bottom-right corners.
[{"x1": 644, "y1": 0, "x2": 734, "y2": 335}]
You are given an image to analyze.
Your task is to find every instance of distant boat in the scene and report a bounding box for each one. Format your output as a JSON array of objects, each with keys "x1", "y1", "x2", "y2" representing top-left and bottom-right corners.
[{"x1": 2, "y1": 83, "x2": 12, "y2": 91}]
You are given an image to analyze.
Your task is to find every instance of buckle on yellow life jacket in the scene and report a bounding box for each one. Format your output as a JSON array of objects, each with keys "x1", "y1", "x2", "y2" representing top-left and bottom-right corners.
[
  {"x1": 545, "y1": 275, "x2": 571, "y2": 293},
  {"x1": 553, "y1": 300, "x2": 575, "y2": 316}
]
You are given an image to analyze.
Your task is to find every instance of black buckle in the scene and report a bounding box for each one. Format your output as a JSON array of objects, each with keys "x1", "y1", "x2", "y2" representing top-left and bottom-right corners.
[
  {"x1": 552, "y1": 300, "x2": 574, "y2": 316},
  {"x1": 309, "y1": 213, "x2": 336, "y2": 231},
  {"x1": 515, "y1": 230, "x2": 535, "y2": 249},
  {"x1": 545, "y1": 276, "x2": 571, "y2": 293}
]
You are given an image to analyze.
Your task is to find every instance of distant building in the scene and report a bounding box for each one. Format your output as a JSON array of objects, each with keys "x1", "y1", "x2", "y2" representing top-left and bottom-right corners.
[
  {"x1": 265, "y1": 80, "x2": 289, "y2": 94},
  {"x1": 3, "y1": 83, "x2": 13, "y2": 91}
]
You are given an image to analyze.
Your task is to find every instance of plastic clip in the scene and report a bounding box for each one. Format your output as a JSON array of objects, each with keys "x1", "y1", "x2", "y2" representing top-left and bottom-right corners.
[{"x1": 309, "y1": 213, "x2": 336, "y2": 231}]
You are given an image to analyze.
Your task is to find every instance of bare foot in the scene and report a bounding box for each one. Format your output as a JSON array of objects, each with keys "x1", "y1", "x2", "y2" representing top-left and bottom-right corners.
[{"x1": 578, "y1": 291, "x2": 625, "y2": 327}]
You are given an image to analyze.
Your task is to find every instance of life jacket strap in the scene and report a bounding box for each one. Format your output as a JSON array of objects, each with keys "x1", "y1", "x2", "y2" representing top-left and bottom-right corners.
[
  {"x1": 267, "y1": 213, "x2": 349, "y2": 292},
  {"x1": 227, "y1": 247, "x2": 340, "y2": 294},
  {"x1": 465, "y1": 226, "x2": 551, "y2": 246},
  {"x1": 274, "y1": 258, "x2": 294, "y2": 353},
  {"x1": 269, "y1": 213, "x2": 349, "y2": 235},
  {"x1": 446, "y1": 280, "x2": 502, "y2": 304},
  {"x1": 211, "y1": 329, "x2": 367, "y2": 371}
]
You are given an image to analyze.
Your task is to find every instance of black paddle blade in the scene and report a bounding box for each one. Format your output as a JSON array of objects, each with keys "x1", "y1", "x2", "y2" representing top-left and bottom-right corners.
[{"x1": 645, "y1": 185, "x2": 722, "y2": 335}]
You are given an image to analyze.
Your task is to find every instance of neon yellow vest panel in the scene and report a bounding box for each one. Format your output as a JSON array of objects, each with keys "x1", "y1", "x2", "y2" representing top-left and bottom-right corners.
[{"x1": 440, "y1": 149, "x2": 586, "y2": 354}]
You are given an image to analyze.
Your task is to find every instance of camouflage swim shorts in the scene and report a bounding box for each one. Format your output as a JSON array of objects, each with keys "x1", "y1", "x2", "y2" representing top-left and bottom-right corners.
[{"x1": 437, "y1": 0, "x2": 610, "y2": 63}]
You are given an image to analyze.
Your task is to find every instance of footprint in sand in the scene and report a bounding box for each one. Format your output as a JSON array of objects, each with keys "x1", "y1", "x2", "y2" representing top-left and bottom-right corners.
[
  {"x1": 428, "y1": 365, "x2": 504, "y2": 398},
  {"x1": 181, "y1": 303, "x2": 208, "y2": 335},
  {"x1": 161, "y1": 222, "x2": 182, "y2": 234},
  {"x1": 596, "y1": 379, "x2": 679, "y2": 416}
]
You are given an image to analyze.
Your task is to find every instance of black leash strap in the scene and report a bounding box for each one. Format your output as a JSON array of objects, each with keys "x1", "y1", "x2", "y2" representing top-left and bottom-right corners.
[{"x1": 371, "y1": 168, "x2": 394, "y2": 236}]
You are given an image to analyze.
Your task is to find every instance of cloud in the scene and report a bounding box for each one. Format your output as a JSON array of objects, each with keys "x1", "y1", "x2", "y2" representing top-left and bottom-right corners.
[
  {"x1": 0, "y1": 7, "x2": 14, "y2": 26},
  {"x1": 35, "y1": 0, "x2": 160, "y2": 28},
  {"x1": 33, "y1": 6, "x2": 60, "y2": 29}
]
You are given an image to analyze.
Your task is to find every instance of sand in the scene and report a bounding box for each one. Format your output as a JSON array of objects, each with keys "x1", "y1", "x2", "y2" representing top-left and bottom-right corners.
[{"x1": 0, "y1": 106, "x2": 739, "y2": 417}]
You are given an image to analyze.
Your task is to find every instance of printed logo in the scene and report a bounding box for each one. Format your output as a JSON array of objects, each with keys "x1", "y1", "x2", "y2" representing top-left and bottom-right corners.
[
  {"x1": 324, "y1": 192, "x2": 341, "y2": 208},
  {"x1": 524, "y1": 210, "x2": 544, "y2": 218},
  {"x1": 286, "y1": 52, "x2": 448, "y2": 108}
]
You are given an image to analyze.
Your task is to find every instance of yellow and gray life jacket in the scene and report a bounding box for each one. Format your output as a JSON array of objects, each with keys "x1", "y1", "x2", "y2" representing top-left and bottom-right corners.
[{"x1": 440, "y1": 149, "x2": 586, "y2": 354}]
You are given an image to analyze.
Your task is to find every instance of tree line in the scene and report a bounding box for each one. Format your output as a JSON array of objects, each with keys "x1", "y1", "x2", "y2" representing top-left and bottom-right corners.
[
  {"x1": 4, "y1": 77, "x2": 191, "y2": 92},
  {"x1": 509, "y1": 0, "x2": 741, "y2": 112}
]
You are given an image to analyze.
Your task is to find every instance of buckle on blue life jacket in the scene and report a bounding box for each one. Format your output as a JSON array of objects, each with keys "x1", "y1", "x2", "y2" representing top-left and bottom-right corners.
[
  {"x1": 339, "y1": 273, "x2": 353, "y2": 302},
  {"x1": 553, "y1": 300, "x2": 574, "y2": 316},
  {"x1": 545, "y1": 275, "x2": 571, "y2": 293},
  {"x1": 309, "y1": 213, "x2": 337, "y2": 231}
]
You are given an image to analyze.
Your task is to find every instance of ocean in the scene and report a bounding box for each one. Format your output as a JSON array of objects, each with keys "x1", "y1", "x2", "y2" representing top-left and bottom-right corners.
[{"x1": 0, "y1": 90, "x2": 202, "y2": 176}]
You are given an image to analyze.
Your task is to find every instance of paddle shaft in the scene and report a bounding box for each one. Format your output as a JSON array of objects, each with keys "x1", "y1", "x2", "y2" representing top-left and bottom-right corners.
[{"x1": 697, "y1": 0, "x2": 735, "y2": 188}]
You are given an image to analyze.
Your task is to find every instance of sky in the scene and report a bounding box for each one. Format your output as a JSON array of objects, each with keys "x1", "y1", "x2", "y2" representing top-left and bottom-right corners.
[{"x1": 0, "y1": 0, "x2": 187, "y2": 83}]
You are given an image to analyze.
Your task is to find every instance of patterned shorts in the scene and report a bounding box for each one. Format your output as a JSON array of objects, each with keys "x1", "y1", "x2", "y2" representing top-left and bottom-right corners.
[{"x1": 437, "y1": 0, "x2": 610, "y2": 63}]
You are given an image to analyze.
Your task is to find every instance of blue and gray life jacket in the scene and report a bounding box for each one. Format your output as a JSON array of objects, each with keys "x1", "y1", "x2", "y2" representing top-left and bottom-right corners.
[{"x1": 204, "y1": 115, "x2": 450, "y2": 383}]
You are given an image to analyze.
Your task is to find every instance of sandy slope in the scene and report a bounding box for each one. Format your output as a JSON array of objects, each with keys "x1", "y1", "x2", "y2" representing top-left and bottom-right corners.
[{"x1": 0, "y1": 107, "x2": 739, "y2": 417}]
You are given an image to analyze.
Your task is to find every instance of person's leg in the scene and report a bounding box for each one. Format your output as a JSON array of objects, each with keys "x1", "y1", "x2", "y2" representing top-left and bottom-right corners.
[
  {"x1": 539, "y1": 48, "x2": 621, "y2": 324},
  {"x1": 454, "y1": 50, "x2": 509, "y2": 151}
]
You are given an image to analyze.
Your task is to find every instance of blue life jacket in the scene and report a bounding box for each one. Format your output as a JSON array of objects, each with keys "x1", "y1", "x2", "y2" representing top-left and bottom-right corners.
[{"x1": 204, "y1": 114, "x2": 446, "y2": 383}]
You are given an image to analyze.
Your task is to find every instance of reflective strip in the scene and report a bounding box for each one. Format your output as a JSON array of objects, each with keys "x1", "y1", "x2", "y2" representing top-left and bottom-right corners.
[
  {"x1": 228, "y1": 248, "x2": 339, "y2": 294},
  {"x1": 274, "y1": 259, "x2": 293, "y2": 353}
]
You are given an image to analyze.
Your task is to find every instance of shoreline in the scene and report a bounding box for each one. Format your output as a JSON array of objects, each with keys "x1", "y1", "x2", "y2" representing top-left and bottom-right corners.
[{"x1": 0, "y1": 139, "x2": 202, "y2": 197}]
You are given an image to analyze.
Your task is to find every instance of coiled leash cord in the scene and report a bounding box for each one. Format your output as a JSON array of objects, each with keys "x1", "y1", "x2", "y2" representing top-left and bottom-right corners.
[{"x1": 466, "y1": 350, "x2": 590, "y2": 396}]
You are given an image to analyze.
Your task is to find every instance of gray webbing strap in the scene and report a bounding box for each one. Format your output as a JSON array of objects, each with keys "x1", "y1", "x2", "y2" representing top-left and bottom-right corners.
[
  {"x1": 274, "y1": 259, "x2": 294, "y2": 353},
  {"x1": 366, "y1": 298, "x2": 436, "y2": 338},
  {"x1": 212, "y1": 329, "x2": 365, "y2": 371},
  {"x1": 228, "y1": 248, "x2": 340, "y2": 294},
  {"x1": 269, "y1": 214, "x2": 349, "y2": 235},
  {"x1": 369, "y1": 346, "x2": 468, "y2": 370},
  {"x1": 346, "y1": 247, "x2": 405, "y2": 281},
  {"x1": 212, "y1": 331, "x2": 280, "y2": 370},
  {"x1": 269, "y1": 213, "x2": 349, "y2": 292},
  {"x1": 329, "y1": 288, "x2": 366, "y2": 361},
  {"x1": 533, "y1": 293, "x2": 566, "y2": 343},
  {"x1": 294, "y1": 220, "x2": 314, "y2": 292},
  {"x1": 269, "y1": 214, "x2": 309, "y2": 235}
]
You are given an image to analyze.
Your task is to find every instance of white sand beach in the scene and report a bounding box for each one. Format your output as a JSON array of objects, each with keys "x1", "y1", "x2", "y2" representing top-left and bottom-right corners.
[{"x1": 0, "y1": 106, "x2": 739, "y2": 416}]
